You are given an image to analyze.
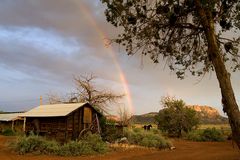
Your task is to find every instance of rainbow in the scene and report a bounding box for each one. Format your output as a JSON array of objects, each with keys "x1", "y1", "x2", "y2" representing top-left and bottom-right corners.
[{"x1": 77, "y1": 2, "x2": 134, "y2": 114}]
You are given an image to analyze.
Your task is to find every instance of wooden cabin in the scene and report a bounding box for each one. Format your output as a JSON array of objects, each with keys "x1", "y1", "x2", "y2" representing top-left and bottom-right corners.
[
  {"x1": 0, "y1": 113, "x2": 24, "y2": 133},
  {"x1": 21, "y1": 103, "x2": 102, "y2": 142}
]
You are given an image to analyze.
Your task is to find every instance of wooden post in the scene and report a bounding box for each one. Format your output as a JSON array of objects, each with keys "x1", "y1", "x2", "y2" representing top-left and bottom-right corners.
[
  {"x1": 78, "y1": 109, "x2": 80, "y2": 133},
  {"x1": 72, "y1": 112, "x2": 74, "y2": 139},
  {"x1": 11, "y1": 121, "x2": 14, "y2": 131},
  {"x1": 23, "y1": 117, "x2": 26, "y2": 132},
  {"x1": 40, "y1": 96, "x2": 43, "y2": 105},
  {"x1": 65, "y1": 118, "x2": 67, "y2": 141}
]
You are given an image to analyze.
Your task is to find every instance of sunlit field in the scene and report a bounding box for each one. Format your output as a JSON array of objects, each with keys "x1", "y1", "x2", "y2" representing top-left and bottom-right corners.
[{"x1": 199, "y1": 124, "x2": 230, "y2": 130}]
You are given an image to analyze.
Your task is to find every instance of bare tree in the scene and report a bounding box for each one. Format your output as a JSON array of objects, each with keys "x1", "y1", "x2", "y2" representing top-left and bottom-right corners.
[
  {"x1": 118, "y1": 106, "x2": 132, "y2": 126},
  {"x1": 47, "y1": 93, "x2": 62, "y2": 104},
  {"x1": 71, "y1": 75, "x2": 124, "y2": 113},
  {"x1": 48, "y1": 75, "x2": 124, "y2": 113}
]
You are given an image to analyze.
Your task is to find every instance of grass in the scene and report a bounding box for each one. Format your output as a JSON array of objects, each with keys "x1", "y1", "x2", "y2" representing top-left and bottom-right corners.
[
  {"x1": 131, "y1": 124, "x2": 158, "y2": 129},
  {"x1": 1, "y1": 129, "x2": 16, "y2": 136},
  {"x1": 199, "y1": 124, "x2": 230, "y2": 130}
]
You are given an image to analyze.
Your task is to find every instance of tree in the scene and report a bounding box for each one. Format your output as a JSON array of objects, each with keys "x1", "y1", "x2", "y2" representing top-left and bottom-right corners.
[
  {"x1": 101, "y1": 0, "x2": 240, "y2": 148},
  {"x1": 118, "y1": 106, "x2": 132, "y2": 126},
  {"x1": 48, "y1": 75, "x2": 124, "y2": 113},
  {"x1": 48, "y1": 93, "x2": 62, "y2": 104},
  {"x1": 155, "y1": 96, "x2": 199, "y2": 137}
]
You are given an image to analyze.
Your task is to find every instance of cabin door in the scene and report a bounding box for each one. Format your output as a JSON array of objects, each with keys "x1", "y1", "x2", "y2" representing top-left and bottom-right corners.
[{"x1": 83, "y1": 107, "x2": 92, "y2": 129}]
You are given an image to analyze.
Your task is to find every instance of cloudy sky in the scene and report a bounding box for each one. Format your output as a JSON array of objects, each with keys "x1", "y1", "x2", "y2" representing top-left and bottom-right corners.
[{"x1": 0, "y1": 0, "x2": 239, "y2": 116}]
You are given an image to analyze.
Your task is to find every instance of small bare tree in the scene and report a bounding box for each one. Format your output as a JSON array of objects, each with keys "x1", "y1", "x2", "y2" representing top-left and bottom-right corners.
[
  {"x1": 118, "y1": 106, "x2": 132, "y2": 126},
  {"x1": 47, "y1": 93, "x2": 62, "y2": 104}
]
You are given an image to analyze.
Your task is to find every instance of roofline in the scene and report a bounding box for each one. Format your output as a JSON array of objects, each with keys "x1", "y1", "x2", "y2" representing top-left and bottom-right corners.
[{"x1": 21, "y1": 102, "x2": 103, "y2": 118}]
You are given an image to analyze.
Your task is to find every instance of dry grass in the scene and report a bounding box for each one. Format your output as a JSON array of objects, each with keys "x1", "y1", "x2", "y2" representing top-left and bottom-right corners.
[
  {"x1": 131, "y1": 124, "x2": 158, "y2": 129},
  {"x1": 199, "y1": 124, "x2": 230, "y2": 130}
]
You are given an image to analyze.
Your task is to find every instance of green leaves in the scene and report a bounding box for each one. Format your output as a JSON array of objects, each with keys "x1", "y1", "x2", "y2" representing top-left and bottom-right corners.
[{"x1": 156, "y1": 96, "x2": 199, "y2": 137}]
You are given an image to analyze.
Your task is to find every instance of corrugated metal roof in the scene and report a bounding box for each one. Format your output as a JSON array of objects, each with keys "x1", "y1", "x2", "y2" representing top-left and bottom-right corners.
[
  {"x1": 0, "y1": 113, "x2": 23, "y2": 121},
  {"x1": 21, "y1": 103, "x2": 87, "y2": 117}
]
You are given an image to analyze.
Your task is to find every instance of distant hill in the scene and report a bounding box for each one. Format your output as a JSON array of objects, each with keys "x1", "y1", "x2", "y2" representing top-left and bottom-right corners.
[
  {"x1": 187, "y1": 105, "x2": 228, "y2": 124},
  {"x1": 130, "y1": 112, "x2": 158, "y2": 124},
  {"x1": 130, "y1": 105, "x2": 228, "y2": 124}
]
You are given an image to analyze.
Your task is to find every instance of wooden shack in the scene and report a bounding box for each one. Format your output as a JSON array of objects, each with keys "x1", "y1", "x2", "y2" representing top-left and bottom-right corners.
[
  {"x1": 21, "y1": 103, "x2": 102, "y2": 142},
  {"x1": 0, "y1": 113, "x2": 24, "y2": 133}
]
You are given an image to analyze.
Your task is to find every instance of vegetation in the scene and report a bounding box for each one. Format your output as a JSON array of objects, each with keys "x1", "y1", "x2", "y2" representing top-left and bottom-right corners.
[
  {"x1": 48, "y1": 75, "x2": 124, "y2": 112},
  {"x1": 118, "y1": 106, "x2": 132, "y2": 126},
  {"x1": 124, "y1": 128, "x2": 172, "y2": 149},
  {"x1": 130, "y1": 111, "x2": 228, "y2": 125},
  {"x1": 187, "y1": 128, "x2": 225, "y2": 142},
  {"x1": 100, "y1": 116, "x2": 124, "y2": 143},
  {"x1": 14, "y1": 133, "x2": 108, "y2": 156},
  {"x1": 101, "y1": 0, "x2": 240, "y2": 148},
  {"x1": 1, "y1": 129, "x2": 15, "y2": 136},
  {"x1": 155, "y1": 96, "x2": 199, "y2": 137}
]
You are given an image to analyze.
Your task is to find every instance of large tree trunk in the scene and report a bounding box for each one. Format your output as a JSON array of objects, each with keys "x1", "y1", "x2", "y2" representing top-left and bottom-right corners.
[
  {"x1": 195, "y1": 0, "x2": 240, "y2": 149},
  {"x1": 206, "y1": 26, "x2": 240, "y2": 149}
]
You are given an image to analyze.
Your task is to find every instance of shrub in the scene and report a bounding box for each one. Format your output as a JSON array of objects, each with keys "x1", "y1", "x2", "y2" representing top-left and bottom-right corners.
[
  {"x1": 14, "y1": 133, "x2": 108, "y2": 156},
  {"x1": 57, "y1": 141, "x2": 93, "y2": 156},
  {"x1": 125, "y1": 128, "x2": 172, "y2": 148},
  {"x1": 15, "y1": 135, "x2": 58, "y2": 155},
  {"x1": 186, "y1": 130, "x2": 203, "y2": 141},
  {"x1": 2, "y1": 129, "x2": 15, "y2": 136},
  {"x1": 101, "y1": 126, "x2": 122, "y2": 142},
  {"x1": 201, "y1": 128, "x2": 224, "y2": 141},
  {"x1": 186, "y1": 128, "x2": 224, "y2": 142},
  {"x1": 82, "y1": 133, "x2": 108, "y2": 153}
]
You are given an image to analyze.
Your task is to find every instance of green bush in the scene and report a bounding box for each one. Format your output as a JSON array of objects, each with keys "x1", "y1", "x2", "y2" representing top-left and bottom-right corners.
[
  {"x1": 2, "y1": 129, "x2": 15, "y2": 136},
  {"x1": 14, "y1": 133, "x2": 108, "y2": 156},
  {"x1": 57, "y1": 141, "x2": 93, "y2": 156},
  {"x1": 101, "y1": 126, "x2": 122, "y2": 142},
  {"x1": 82, "y1": 133, "x2": 108, "y2": 153},
  {"x1": 125, "y1": 128, "x2": 172, "y2": 148},
  {"x1": 15, "y1": 135, "x2": 58, "y2": 155},
  {"x1": 201, "y1": 128, "x2": 224, "y2": 141},
  {"x1": 186, "y1": 130, "x2": 203, "y2": 141},
  {"x1": 187, "y1": 128, "x2": 224, "y2": 142}
]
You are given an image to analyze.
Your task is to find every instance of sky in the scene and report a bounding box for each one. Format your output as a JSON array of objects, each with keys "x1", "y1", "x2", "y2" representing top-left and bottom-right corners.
[{"x1": 0, "y1": 0, "x2": 239, "y2": 116}]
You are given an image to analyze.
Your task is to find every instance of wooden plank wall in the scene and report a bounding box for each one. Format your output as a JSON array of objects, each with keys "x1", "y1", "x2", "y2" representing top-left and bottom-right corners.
[{"x1": 25, "y1": 105, "x2": 100, "y2": 142}]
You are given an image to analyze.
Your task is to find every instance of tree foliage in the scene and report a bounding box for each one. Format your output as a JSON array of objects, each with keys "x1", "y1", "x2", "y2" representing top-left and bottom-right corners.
[
  {"x1": 155, "y1": 96, "x2": 199, "y2": 137},
  {"x1": 48, "y1": 75, "x2": 124, "y2": 113},
  {"x1": 101, "y1": 0, "x2": 240, "y2": 79},
  {"x1": 101, "y1": 0, "x2": 240, "y2": 148}
]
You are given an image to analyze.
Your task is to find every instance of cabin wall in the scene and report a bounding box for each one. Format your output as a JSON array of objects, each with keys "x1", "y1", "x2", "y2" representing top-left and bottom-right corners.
[
  {"x1": 26, "y1": 117, "x2": 66, "y2": 142},
  {"x1": 25, "y1": 104, "x2": 102, "y2": 142},
  {"x1": 66, "y1": 108, "x2": 83, "y2": 141},
  {"x1": 65, "y1": 105, "x2": 100, "y2": 140}
]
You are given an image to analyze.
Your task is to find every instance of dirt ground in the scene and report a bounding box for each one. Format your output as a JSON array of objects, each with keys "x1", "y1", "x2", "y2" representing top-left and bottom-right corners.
[{"x1": 0, "y1": 135, "x2": 239, "y2": 160}]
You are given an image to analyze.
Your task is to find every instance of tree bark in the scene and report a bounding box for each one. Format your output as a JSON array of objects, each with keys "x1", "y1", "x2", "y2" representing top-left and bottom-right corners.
[{"x1": 195, "y1": 0, "x2": 240, "y2": 149}]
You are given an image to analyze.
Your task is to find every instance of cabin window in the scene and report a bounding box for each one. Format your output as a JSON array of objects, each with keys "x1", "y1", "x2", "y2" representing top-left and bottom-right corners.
[{"x1": 83, "y1": 107, "x2": 92, "y2": 124}]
